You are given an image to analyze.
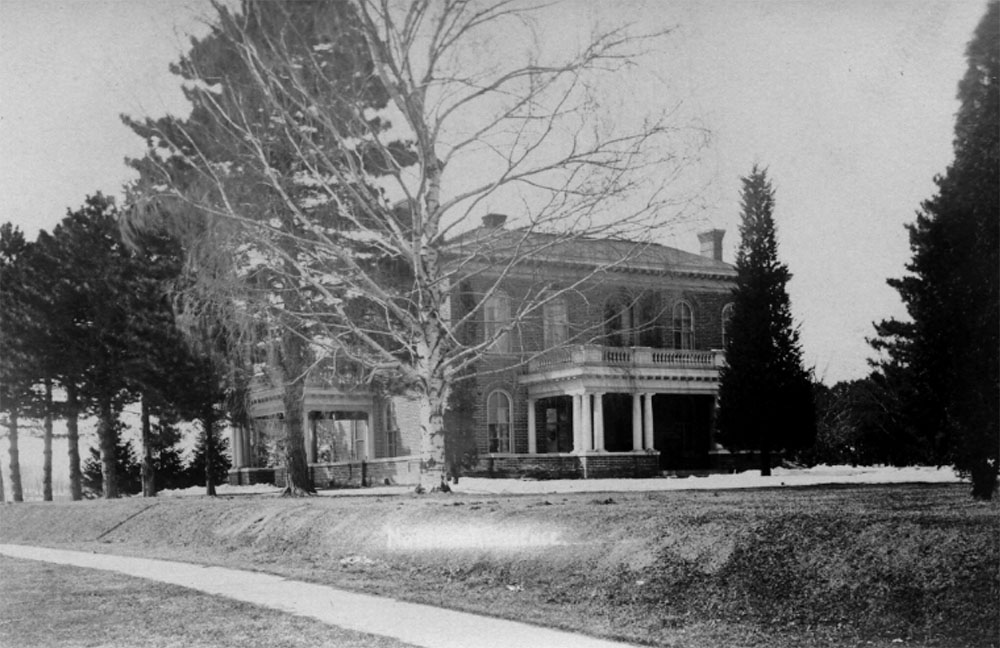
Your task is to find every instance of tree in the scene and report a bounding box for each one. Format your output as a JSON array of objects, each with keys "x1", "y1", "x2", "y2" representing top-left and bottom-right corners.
[
  {"x1": 0, "y1": 223, "x2": 36, "y2": 502},
  {"x1": 717, "y1": 166, "x2": 815, "y2": 475},
  {"x1": 186, "y1": 424, "x2": 231, "y2": 491},
  {"x1": 83, "y1": 433, "x2": 142, "y2": 498},
  {"x1": 871, "y1": 2, "x2": 999, "y2": 500},
  {"x1": 125, "y1": 0, "x2": 705, "y2": 492}
]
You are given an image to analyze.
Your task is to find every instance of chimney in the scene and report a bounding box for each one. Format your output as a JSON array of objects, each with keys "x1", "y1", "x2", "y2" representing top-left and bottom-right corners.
[
  {"x1": 482, "y1": 213, "x2": 507, "y2": 229},
  {"x1": 697, "y1": 229, "x2": 725, "y2": 262}
]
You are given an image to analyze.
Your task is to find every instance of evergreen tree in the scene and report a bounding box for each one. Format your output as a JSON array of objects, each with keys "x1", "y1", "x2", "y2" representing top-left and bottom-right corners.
[
  {"x1": 717, "y1": 166, "x2": 815, "y2": 475},
  {"x1": 82, "y1": 434, "x2": 142, "y2": 498},
  {"x1": 872, "y1": 2, "x2": 999, "y2": 499},
  {"x1": 0, "y1": 223, "x2": 34, "y2": 502},
  {"x1": 186, "y1": 424, "x2": 231, "y2": 491}
]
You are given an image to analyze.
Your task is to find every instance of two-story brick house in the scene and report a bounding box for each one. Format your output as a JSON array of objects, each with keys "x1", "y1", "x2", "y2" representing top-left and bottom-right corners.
[{"x1": 229, "y1": 215, "x2": 736, "y2": 487}]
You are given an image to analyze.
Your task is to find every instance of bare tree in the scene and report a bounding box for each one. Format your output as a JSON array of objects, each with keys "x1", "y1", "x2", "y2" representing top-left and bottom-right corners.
[{"x1": 126, "y1": 0, "x2": 704, "y2": 492}]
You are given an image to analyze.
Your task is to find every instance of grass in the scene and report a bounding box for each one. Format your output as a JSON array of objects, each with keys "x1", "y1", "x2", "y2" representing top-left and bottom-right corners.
[
  {"x1": 0, "y1": 556, "x2": 418, "y2": 648},
  {"x1": 1, "y1": 483, "x2": 997, "y2": 648}
]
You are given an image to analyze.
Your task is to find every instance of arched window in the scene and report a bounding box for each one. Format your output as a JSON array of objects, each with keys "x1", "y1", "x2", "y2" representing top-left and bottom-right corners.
[
  {"x1": 487, "y1": 390, "x2": 512, "y2": 453},
  {"x1": 543, "y1": 296, "x2": 569, "y2": 348},
  {"x1": 721, "y1": 303, "x2": 735, "y2": 348},
  {"x1": 483, "y1": 291, "x2": 511, "y2": 353},
  {"x1": 672, "y1": 301, "x2": 694, "y2": 350}
]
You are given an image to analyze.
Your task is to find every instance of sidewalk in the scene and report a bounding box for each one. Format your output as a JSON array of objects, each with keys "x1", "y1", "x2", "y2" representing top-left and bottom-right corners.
[{"x1": 0, "y1": 543, "x2": 638, "y2": 648}]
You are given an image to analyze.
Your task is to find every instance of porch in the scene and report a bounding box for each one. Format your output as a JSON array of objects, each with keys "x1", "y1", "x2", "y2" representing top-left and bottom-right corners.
[{"x1": 519, "y1": 345, "x2": 725, "y2": 471}]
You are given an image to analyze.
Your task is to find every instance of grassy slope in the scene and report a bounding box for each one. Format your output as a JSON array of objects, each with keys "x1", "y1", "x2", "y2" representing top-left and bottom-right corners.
[{"x1": 1, "y1": 484, "x2": 996, "y2": 648}]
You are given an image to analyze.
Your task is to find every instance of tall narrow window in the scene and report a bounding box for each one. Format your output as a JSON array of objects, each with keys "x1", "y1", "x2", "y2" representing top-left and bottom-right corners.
[
  {"x1": 484, "y1": 291, "x2": 511, "y2": 353},
  {"x1": 604, "y1": 294, "x2": 636, "y2": 346},
  {"x1": 487, "y1": 390, "x2": 512, "y2": 453},
  {"x1": 672, "y1": 301, "x2": 694, "y2": 350},
  {"x1": 721, "y1": 303, "x2": 734, "y2": 348},
  {"x1": 543, "y1": 297, "x2": 569, "y2": 348},
  {"x1": 383, "y1": 401, "x2": 399, "y2": 457}
]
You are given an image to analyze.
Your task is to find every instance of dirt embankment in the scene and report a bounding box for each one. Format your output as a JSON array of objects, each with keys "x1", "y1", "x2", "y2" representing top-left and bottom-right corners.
[{"x1": 1, "y1": 484, "x2": 997, "y2": 647}]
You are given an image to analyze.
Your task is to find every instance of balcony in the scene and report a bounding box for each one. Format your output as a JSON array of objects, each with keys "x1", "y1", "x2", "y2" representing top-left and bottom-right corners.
[
  {"x1": 522, "y1": 345, "x2": 725, "y2": 397},
  {"x1": 528, "y1": 345, "x2": 724, "y2": 372}
]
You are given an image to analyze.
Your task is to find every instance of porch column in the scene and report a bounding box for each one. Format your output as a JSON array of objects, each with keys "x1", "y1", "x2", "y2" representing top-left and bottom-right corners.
[
  {"x1": 244, "y1": 426, "x2": 254, "y2": 467},
  {"x1": 231, "y1": 427, "x2": 243, "y2": 468},
  {"x1": 305, "y1": 413, "x2": 316, "y2": 463},
  {"x1": 581, "y1": 392, "x2": 593, "y2": 452},
  {"x1": 643, "y1": 393, "x2": 655, "y2": 450},
  {"x1": 572, "y1": 394, "x2": 583, "y2": 453},
  {"x1": 527, "y1": 398, "x2": 537, "y2": 454},
  {"x1": 593, "y1": 393, "x2": 605, "y2": 451},
  {"x1": 632, "y1": 393, "x2": 643, "y2": 451}
]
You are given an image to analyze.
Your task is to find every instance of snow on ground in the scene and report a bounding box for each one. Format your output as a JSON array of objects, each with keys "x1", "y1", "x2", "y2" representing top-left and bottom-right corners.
[{"x1": 158, "y1": 465, "x2": 963, "y2": 498}]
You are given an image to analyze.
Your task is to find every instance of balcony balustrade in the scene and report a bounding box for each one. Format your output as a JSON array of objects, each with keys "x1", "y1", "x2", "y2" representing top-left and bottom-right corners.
[{"x1": 528, "y1": 344, "x2": 724, "y2": 373}]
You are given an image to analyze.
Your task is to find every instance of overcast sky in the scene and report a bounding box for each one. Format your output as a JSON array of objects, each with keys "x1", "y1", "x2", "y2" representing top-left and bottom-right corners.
[{"x1": 0, "y1": 0, "x2": 989, "y2": 384}]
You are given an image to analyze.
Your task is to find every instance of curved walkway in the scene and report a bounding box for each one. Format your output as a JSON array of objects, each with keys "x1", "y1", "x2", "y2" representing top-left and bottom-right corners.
[{"x1": 0, "y1": 544, "x2": 637, "y2": 648}]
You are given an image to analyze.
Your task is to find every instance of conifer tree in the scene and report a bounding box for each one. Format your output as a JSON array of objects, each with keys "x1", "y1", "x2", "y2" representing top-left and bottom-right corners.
[
  {"x1": 717, "y1": 166, "x2": 815, "y2": 475},
  {"x1": 872, "y1": 2, "x2": 998, "y2": 499}
]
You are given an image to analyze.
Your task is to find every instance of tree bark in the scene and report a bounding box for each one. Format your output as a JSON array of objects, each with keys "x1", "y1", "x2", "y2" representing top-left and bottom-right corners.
[
  {"x1": 43, "y1": 379, "x2": 53, "y2": 501},
  {"x1": 97, "y1": 397, "x2": 118, "y2": 499},
  {"x1": 66, "y1": 384, "x2": 82, "y2": 501},
  {"x1": 141, "y1": 397, "x2": 155, "y2": 497},
  {"x1": 416, "y1": 379, "x2": 451, "y2": 493},
  {"x1": 8, "y1": 406, "x2": 23, "y2": 502},
  {"x1": 204, "y1": 404, "x2": 217, "y2": 497},
  {"x1": 281, "y1": 376, "x2": 313, "y2": 496},
  {"x1": 0, "y1": 458, "x2": 5, "y2": 503},
  {"x1": 759, "y1": 436, "x2": 772, "y2": 477}
]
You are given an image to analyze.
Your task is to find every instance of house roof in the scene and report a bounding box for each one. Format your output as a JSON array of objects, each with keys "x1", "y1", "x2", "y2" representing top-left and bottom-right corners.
[{"x1": 446, "y1": 225, "x2": 736, "y2": 279}]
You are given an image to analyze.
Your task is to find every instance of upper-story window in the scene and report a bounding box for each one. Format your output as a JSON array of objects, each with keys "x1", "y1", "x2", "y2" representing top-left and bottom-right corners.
[
  {"x1": 543, "y1": 297, "x2": 569, "y2": 349},
  {"x1": 672, "y1": 301, "x2": 694, "y2": 350},
  {"x1": 487, "y1": 390, "x2": 512, "y2": 453},
  {"x1": 721, "y1": 303, "x2": 734, "y2": 348},
  {"x1": 604, "y1": 294, "x2": 636, "y2": 346},
  {"x1": 483, "y1": 291, "x2": 511, "y2": 353}
]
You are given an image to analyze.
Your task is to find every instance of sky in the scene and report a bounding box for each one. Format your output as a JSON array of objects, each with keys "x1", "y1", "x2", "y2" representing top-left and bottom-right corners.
[{"x1": 0, "y1": 0, "x2": 989, "y2": 385}]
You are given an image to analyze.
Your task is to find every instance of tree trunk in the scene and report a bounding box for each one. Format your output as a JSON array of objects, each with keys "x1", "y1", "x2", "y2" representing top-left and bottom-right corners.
[
  {"x1": 281, "y1": 377, "x2": 313, "y2": 496},
  {"x1": 97, "y1": 398, "x2": 118, "y2": 499},
  {"x1": 970, "y1": 456, "x2": 998, "y2": 501},
  {"x1": 417, "y1": 380, "x2": 450, "y2": 493},
  {"x1": 759, "y1": 437, "x2": 772, "y2": 477},
  {"x1": 8, "y1": 406, "x2": 23, "y2": 502},
  {"x1": 204, "y1": 405, "x2": 217, "y2": 497},
  {"x1": 277, "y1": 325, "x2": 314, "y2": 497},
  {"x1": 141, "y1": 397, "x2": 155, "y2": 497},
  {"x1": 43, "y1": 379, "x2": 53, "y2": 501},
  {"x1": 66, "y1": 384, "x2": 82, "y2": 501},
  {"x1": 0, "y1": 458, "x2": 5, "y2": 503}
]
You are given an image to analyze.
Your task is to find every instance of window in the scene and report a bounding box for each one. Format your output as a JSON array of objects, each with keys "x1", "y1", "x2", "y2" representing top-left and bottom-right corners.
[
  {"x1": 543, "y1": 297, "x2": 569, "y2": 348},
  {"x1": 487, "y1": 390, "x2": 512, "y2": 453},
  {"x1": 721, "y1": 303, "x2": 734, "y2": 348},
  {"x1": 604, "y1": 294, "x2": 636, "y2": 346},
  {"x1": 483, "y1": 291, "x2": 511, "y2": 353},
  {"x1": 383, "y1": 401, "x2": 399, "y2": 457},
  {"x1": 672, "y1": 301, "x2": 694, "y2": 350}
]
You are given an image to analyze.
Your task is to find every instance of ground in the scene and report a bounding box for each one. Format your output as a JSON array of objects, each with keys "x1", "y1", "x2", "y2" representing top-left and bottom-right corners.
[{"x1": 0, "y1": 475, "x2": 996, "y2": 648}]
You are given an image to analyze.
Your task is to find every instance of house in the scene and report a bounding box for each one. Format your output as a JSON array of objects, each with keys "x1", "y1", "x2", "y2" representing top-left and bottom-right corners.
[{"x1": 228, "y1": 215, "x2": 736, "y2": 487}]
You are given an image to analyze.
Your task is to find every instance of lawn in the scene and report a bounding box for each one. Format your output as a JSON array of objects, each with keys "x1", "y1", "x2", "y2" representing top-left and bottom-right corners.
[
  {"x1": 0, "y1": 556, "x2": 418, "y2": 648},
  {"x1": 1, "y1": 483, "x2": 996, "y2": 647}
]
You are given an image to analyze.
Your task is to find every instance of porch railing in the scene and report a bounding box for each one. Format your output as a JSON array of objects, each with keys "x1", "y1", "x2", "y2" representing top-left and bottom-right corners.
[{"x1": 528, "y1": 345, "x2": 724, "y2": 372}]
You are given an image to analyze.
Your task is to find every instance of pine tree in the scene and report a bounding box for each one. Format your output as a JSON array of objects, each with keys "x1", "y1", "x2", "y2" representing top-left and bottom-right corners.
[
  {"x1": 872, "y1": 2, "x2": 999, "y2": 499},
  {"x1": 717, "y1": 166, "x2": 816, "y2": 475}
]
